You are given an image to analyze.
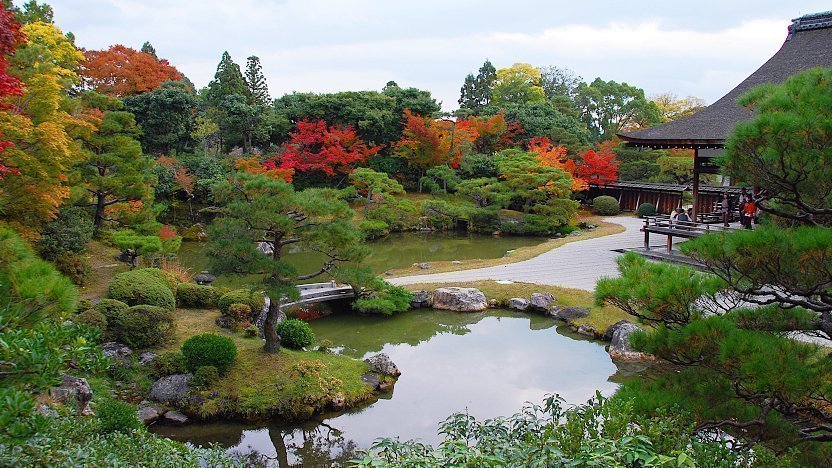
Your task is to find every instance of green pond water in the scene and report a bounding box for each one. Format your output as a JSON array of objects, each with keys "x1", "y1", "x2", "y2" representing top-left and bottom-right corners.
[
  {"x1": 153, "y1": 309, "x2": 637, "y2": 465},
  {"x1": 176, "y1": 231, "x2": 546, "y2": 288}
]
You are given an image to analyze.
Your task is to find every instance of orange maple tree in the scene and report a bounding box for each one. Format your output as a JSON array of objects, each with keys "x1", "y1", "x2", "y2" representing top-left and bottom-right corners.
[
  {"x1": 81, "y1": 44, "x2": 183, "y2": 97},
  {"x1": 395, "y1": 110, "x2": 479, "y2": 170},
  {"x1": 528, "y1": 137, "x2": 586, "y2": 191},
  {"x1": 264, "y1": 120, "x2": 380, "y2": 177},
  {"x1": 235, "y1": 155, "x2": 294, "y2": 182}
]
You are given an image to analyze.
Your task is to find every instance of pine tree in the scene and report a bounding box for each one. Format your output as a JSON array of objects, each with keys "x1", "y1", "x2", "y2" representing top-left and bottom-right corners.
[
  {"x1": 474, "y1": 59, "x2": 496, "y2": 107},
  {"x1": 458, "y1": 73, "x2": 477, "y2": 110},
  {"x1": 244, "y1": 55, "x2": 270, "y2": 106},
  {"x1": 140, "y1": 41, "x2": 157, "y2": 59},
  {"x1": 204, "y1": 51, "x2": 249, "y2": 106}
]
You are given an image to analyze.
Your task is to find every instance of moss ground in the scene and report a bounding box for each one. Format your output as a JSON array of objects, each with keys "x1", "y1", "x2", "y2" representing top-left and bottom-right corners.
[
  {"x1": 400, "y1": 280, "x2": 631, "y2": 335},
  {"x1": 80, "y1": 240, "x2": 130, "y2": 301},
  {"x1": 164, "y1": 308, "x2": 375, "y2": 421}
]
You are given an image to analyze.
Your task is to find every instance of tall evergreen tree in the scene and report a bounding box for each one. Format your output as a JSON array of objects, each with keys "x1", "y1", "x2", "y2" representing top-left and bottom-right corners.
[
  {"x1": 458, "y1": 73, "x2": 477, "y2": 110},
  {"x1": 204, "y1": 51, "x2": 248, "y2": 106},
  {"x1": 474, "y1": 59, "x2": 496, "y2": 108},
  {"x1": 140, "y1": 41, "x2": 157, "y2": 59},
  {"x1": 244, "y1": 55, "x2": 270, "y2": 106}
]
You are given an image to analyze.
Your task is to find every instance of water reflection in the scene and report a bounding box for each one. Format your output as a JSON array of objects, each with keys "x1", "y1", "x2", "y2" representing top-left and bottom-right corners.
[{"x1": 154, "y1": 310, "x2": 620, "y2": 465}]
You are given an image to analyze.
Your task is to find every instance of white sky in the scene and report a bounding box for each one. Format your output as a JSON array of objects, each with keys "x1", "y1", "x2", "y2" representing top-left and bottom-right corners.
[{"x1": 25, "y1": 1, "x2": 832, "y2": 111}]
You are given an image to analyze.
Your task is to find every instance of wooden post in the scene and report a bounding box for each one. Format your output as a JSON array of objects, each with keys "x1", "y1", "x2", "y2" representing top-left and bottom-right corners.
[
  {"x1": 643, "y1": 219, "x2": 650, "y2": 250},
  {"x1": 692, "y1": 148, "x2": 701, "y2": 221},
  {"x1": 667, "y1": 234, "x2": 673, "y2": 253}
]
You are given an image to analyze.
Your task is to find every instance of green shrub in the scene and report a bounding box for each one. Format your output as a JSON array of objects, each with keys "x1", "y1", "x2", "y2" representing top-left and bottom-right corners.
[
  {"x1": 54, "y1": 253, "x2": 92, "y2": 286},
  {"x1": 109, "y1": 305, "x2": 175, "y2": 349},
  {"x1": 36, "y1": 206, "x2": 94, "y2": 260},
  {"x1": 636, "y1": 203, "x2": 658, "y2": 218},
  {"x1": 276, "y1": 318, "x2": 315, "y2": 349},
  {"x1": 137, "y1": 267, "x2": 179, "y2": 292},
  {"x1": 191, "y1": 365, "x2": 220, "y2": 390},
  {"x1": 175, "y1": 282, "x2": 220, "y2": 308},
  {"x1": 244, "y1": 325, "x2": 259, "y2": 338},
  {"x1": 317, "y1": 339, "x2": 334, "y2": 353},
  {"x1": 181, "y1": 334, "x2": 237, "y2": 375},
  {"x1": 468, "y1": 210, "x2": 501, "y2": 233},
  {"x1": 227, "y1": 303, "x2": 252, "y2": 323},
  {"x1": 107, "y1": 269, "x2": 175, "y2": 311},
  {"x1": 218, "y1": 289, "x2": 264, "y2": 317},
  {"x1": 359, "y1": 219, "x2": 389, "y2": 240},
  {"x1": 592, "y1": 195, "x2": 620, "y2": 215},
  {"x1": 149, "y1": 352, "x2": 187, "y2": 378},
  {"x1": 94, "y1": 299, "x2": 129, "y2": 323},
  {"x1": 97, "y1": 399, "x2": 143, "y2": 433},
  {"x1": 353, "y1": 285, "x2": 413, "y2": 315},
  {"x1": 75, "y1": 309, "x2": 107, "y2": 332}
]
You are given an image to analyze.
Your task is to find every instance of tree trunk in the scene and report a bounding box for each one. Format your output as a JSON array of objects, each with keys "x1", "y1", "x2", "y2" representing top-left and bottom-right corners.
[
  {"x1": 263, "y1": 299, "x2": 282, "y2": 354},
  {"x1": 363, "y1": 188, "x2": 373, "y2": 219},
  {"x1": 93, "y1": 192, "x2": 106, "y2": 233}
]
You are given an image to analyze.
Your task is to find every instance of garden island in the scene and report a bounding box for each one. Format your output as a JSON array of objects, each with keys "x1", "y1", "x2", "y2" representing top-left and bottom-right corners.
[{"x1": 1, "y1": 2, "x2": 831, "y2": 466}]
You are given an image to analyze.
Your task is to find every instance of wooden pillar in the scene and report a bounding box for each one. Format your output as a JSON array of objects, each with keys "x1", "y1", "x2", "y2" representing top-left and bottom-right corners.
[{"x1": 692, "y1": 147, "x2": 701, "y2": 221}]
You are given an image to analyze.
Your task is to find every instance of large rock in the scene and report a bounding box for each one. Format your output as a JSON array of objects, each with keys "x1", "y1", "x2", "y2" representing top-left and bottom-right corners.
[
  {"x1": 149, "y1": 374, "x2": 192, "y2": 404},
  {"x1": 555, "y1": 307, "x2": 590, "y2": 321},
  {"x1": 50, "y1": 375, "x2": 93, "y2": 415},
  {"x1": 136, "y1": 404, "x2": 162, "y2": 425},
  {"x1": 608, "y1": 323, "x2": 650, "y2": 360},
  {"x1": 361, "y1": 372, "x2": 381, "y2": 389},
  {"x1": 163, "y1": 410, "x2": 189, "y2": 425},
  {"x1": 576, "y1": 324, "x2": 598, "y2": 339},
  {"x1": 102, "y1": 342, "x2": 133, "y2": 367},
  {"x1": 508, "y1": 298, "x2": 530, "y2": 311},
  {"x1": 432, "y1": 287, "x2": 488, "y2": 312},
  {"x1": 604, "y1": 320, "x2": 632, "y2": 342},
  {"x1": 529, "y1": 293, "x2": 556, "y2": 312},
  {"x1": 365, "y1": 353, "x2": 401, "y2": 377},
  {"x1": 410, "y1": 290, "x2": 433, "y2": 309}
]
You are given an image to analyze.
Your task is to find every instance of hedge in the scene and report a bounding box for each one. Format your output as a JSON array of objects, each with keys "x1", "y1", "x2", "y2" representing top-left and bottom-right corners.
[
  {"x1": 218, "y1": 289, "x2": 265, "y2": 317},
  {"x1": 181, "y1": 334, "x2": 237, "y2": 375},
  {"x1": 108, "y1": 305, "x2": 175, "y2": 349},
  {"x1": 107, "y1": 269, "x2": 175, "y2": 311},
  {"x1": 175, "y1": 283, "x2": 221, "y2": 308}
]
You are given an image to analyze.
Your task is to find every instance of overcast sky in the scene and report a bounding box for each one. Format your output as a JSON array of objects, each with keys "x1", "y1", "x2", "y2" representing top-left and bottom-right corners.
[{"x1": 24, "y1": 1, "x2": 832, "y2": 111}]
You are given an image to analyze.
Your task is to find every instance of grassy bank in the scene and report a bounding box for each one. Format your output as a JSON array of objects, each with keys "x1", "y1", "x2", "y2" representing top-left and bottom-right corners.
[
  {"x1": 386, "y1": 215, "x2": 626, "y2": 277},
  {"x1": 401, "y1": 280, "x2": 631, "y2": 336},
  {"x1": 162, "y1": 308, "x2": 377, "y2": 421}
]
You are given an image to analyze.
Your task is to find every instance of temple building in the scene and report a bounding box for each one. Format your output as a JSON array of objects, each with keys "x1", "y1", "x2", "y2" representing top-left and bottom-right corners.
[{"x1": 617, "y1": 11, "x2": 832, "y2": 218}]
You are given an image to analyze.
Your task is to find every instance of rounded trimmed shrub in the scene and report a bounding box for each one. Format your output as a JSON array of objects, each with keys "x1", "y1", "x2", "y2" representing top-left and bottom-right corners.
[
  {"x1": 109, "y1": 305, "x2": 175, "y2": 349},
  {"x1": 276, "y1": 318, "x2": 314, "y2": 349},
  {"x1": 97, "y1": 399, "x2": 143, "y2": 433},
  {"x1": 138, "y1": 267, "x2": 180, "y2": 292},
  {"x1": 592, "y1": 196, "x2": 620, "y2": 216},
  {"x1": 218, "y1": 290, "x2": 265, "y2": 317},
  {"x1": 75, "y1": 308, "x2": 107, "y2": 331},
  {"x1": 108, "y1": 269, "x2": 176, "y2": 311},
  {"x1": 176, "y1": 282, "x2": 221, "y2": 308},
  {"x1": 226, "y1": 303, "x2": 252, "y2": 323},
  {"x1": 359, "y1": 219, "x2": 389, "y2": 240},
  {"x1": 636, "y1": 202, "x2": 658, "y2": 218},
  {"x1": 244, "y1": 325, "x2": 259, "y2": 338},
  {"x1": 192, "y1": 365, "x2": 220, "y2": 390},
  {"x1": 181, "y1": 333, "x2": 237, "y2": 375}
]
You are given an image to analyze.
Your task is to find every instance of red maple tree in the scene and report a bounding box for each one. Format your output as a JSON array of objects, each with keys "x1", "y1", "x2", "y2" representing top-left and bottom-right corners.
[
  {"x1": 81, "y1": 44, "x2": 183, "y2": 97},
  {"x1": 0, "y1": 6, "x2": 23, "y2": 178},
  {"x1": 576, "y1": 146, "x2": 619, "y2": 187},
  {"x1": 395, "y1": 110, "x2": 479, "y2": 170},
  {"x1": 528, "y1": 136, "x2": 586, "y2": 191},
  {"x1": 265, "y1": 120, "x2": 380, "y2": 177}
]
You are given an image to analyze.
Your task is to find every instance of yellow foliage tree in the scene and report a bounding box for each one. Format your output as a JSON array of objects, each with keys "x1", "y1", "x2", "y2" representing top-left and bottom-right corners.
[
  {"x1": 0, "y1": 22, "x2": 86, "y2": 230},
  {"x1": 492, "y1": 63, "x2": 546, "y2": 105}
]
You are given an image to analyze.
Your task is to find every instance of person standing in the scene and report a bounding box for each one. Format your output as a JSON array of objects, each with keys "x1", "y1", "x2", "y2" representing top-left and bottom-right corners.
[
  {"x1": 743, "y1": 197, "x2": 756, "y2": 229},
  {"x1": 721, "y1": 193, "x2": 731, "y2": 227}
]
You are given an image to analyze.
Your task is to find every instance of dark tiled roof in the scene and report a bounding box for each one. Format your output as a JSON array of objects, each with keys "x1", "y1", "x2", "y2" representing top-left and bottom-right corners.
[{"x1": 619, "y1": 11, "x2": 832, "y2": 147}]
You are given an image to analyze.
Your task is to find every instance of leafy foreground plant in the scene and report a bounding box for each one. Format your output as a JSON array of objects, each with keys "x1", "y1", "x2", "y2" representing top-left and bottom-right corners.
[{"x1": 354, "y1": 394, "x2": 785, "y2": 467}]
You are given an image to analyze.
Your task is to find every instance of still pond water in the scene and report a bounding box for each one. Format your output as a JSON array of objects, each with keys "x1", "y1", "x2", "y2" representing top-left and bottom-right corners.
[
  {"x1": 176, "y1": 231, "x2": 546, "y2": 288},
  {"x1": 153, "y1": 309, "x2": 629, "y2": 465}
]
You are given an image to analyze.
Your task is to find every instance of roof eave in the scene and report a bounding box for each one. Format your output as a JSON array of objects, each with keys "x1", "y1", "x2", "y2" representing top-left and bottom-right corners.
[{"x1": 617, "y1": 134, "x2": 725, "y2": 149}]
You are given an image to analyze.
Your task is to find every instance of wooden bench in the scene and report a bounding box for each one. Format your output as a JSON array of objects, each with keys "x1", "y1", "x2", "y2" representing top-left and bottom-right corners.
[{"x1": 642, "y1": 215, "x2": 739, "y2": 253}]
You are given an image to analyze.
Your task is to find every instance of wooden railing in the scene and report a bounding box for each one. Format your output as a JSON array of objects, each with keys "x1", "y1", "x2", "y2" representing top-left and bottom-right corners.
[{"x1": 642, "y1": 215, "x2": 741, "y2": 253}]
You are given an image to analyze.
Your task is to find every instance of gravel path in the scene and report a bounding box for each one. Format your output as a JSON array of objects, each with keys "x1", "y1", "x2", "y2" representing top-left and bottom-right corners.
[{"x1": 389, "y1": 216, "x2": 653, "y2": 291}]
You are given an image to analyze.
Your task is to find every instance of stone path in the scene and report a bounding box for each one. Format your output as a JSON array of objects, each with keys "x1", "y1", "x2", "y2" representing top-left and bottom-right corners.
[{"x1": 389, "y1": 216, "x2": 664, "y2": 291}]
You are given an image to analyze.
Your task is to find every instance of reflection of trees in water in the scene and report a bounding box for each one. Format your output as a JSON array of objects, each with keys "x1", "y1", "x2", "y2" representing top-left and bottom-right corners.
[{"x1": 237, "y1": 423, "x2": 358, "y2": 467}]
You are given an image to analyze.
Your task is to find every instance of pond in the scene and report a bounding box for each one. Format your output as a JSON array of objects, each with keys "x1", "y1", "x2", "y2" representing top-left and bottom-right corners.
[
  {"x1": 176, "y1": 231, "x2": 546, "y2": 288},
  {"x1": 153, "y1": 309, "x2": 625, "y2": 465}
]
